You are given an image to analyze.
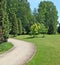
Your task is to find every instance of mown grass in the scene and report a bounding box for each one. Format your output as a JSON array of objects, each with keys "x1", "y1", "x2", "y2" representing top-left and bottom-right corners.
[
  {"x1": 0, "y1": 42, "x2": 13, "y2": 54},
  {"x1": 15, "y1": 34, "x2": 60, "y2": 65}
]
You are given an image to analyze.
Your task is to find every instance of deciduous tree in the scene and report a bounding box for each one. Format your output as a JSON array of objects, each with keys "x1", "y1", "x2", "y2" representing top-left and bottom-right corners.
[{"x1": 38, "y1": 1, "x2": 58, "y2": 34}]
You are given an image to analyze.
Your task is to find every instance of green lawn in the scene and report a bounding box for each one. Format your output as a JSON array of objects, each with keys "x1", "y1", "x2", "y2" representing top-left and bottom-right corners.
[
  {"x1": 15, "y1": 34, "x2": 60, "y2": 65},
  {"x1": 0, "y1": 42, "x2": 13, "y2": 54}
]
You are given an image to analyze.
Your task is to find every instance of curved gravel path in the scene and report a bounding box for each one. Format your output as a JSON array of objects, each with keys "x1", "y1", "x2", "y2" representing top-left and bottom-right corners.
[{"x1": 0, "y1": 38, "x2": 36, "y2": 65}]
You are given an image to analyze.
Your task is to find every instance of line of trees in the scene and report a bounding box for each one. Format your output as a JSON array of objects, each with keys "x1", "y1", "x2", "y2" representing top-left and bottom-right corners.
[{"x1": 0, "y1": 0, "x2": 59, "y2": 41}]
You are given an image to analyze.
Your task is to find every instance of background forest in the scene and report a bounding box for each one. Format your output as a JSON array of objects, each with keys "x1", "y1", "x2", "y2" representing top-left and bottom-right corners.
[{"x1": 0, "y1": 0, "x2": 59, "y2": 41}]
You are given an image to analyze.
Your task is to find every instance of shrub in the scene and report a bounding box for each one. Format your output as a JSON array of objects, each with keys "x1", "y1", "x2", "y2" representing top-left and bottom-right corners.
[
  {"x1": 30, "y1": 23, "x2": 40, "y2": 37},
  {"x1": 30, "y1": 23, "x2": 48, "y2": 38}
]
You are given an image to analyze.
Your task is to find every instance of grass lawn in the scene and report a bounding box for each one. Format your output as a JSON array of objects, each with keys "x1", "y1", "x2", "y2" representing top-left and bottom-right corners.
[
  {"x1": 15, "y1": 34, "x2": 60, "y2": 65},
  {"x1": 0, "y1": 42, "x2": 13, "y2": 54}
]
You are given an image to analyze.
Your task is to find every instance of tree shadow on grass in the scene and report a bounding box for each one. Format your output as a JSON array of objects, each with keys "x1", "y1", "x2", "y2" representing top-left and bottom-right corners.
[
  {"x1": 24, "y1": 36, "x2": 34, "y2": 39},
  {"x1": 24, "y1": 35, "x2": 45, "y2": 39}
]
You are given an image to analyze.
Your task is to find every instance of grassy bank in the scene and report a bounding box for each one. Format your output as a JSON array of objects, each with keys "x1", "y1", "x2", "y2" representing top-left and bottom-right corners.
[
  {"x1": 0, "y1": 42, "x2": 13, "y2": 54},
  {"x1": 15, "y1": 34, "x2": 60, "y2": 65}
]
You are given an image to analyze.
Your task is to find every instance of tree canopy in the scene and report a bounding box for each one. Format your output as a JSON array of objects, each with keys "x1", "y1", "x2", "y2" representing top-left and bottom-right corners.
[
  {"x1": 38, "y1": 1, "x2": 58, "y2": 34},
  {"x1": 0, "y1": 0, "x2": 59, "y2": 42}
]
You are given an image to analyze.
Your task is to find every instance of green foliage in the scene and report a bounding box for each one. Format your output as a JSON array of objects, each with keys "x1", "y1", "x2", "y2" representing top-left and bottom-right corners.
[
  {"x1": 18, "y1": 19, "x2": 22, "y2": 35},
  {"x1": 7, "y1": 0, "x2": 32, "y2": 35},
  {"x1": 0, "y1": 26, "x2": 4, "y2": 43},
  {"x1": 38, "y1": 1, "x2": 58, "y2": 34},
  {"x1": 11, "y1": 13, "x2": 18, "y2": 36},
  {"x1": 0, "y1": 0, "x2": 10, "y2": 42},
  {"x1": 33, "y1": 8, "x2": 38, "y2": 23},
  {"x1": 0, "y1": 42, "x2": 13, "y2": 54},
  {"x1": 30, "y1": 23, "x2": 47, "y2": 37},
  {"x1": 2, "y1": 12, "x2": 10, "y2": 41},
  {"x1": 7, "y1": 0, "x2": 19, "y2": 36},
  {"x1": 17, "y1": 0, "x2": 32, "y2": 34},
  {"x1": 40, "y1": 24, "x2": 48, "y2": 38},
  {"x1": 30, "y1": 23, "x2": 40, "y2": 37},
  {"x1": 0, "y1": 0, "x2": 59, "y2": 40},
  {"x1": 40, "y1": 24, "x2": 48, "y2": 34}
]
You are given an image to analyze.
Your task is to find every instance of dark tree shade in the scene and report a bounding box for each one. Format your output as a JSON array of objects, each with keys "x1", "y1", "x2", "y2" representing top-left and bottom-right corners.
[{"x1": 58, "y1": 24, "x2": 60, "y2": 33}]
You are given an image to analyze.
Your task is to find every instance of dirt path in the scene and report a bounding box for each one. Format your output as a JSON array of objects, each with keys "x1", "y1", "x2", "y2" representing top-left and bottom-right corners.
[{"x1": 0, "y1": 38, "x2": 36, "y2": 65}]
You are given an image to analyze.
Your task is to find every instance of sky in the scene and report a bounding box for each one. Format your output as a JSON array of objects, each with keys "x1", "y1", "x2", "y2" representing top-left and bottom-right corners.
[{"x1": 28, "y1": 0, "x2": 60, "y2": 23}]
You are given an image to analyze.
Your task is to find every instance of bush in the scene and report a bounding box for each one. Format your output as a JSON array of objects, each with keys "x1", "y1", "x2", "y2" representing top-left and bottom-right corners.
[
  {"x1": 30, "y1": 23, "x2": 48, "y2": 38},
  {"x1": 30, "y1": 23, "x2": 40, "y2": 37}
]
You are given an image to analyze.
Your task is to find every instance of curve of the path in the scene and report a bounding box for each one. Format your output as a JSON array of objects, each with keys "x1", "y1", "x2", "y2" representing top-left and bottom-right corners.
[{"x1": 0, "y1": 38, "x2": 36, "y2": 65}]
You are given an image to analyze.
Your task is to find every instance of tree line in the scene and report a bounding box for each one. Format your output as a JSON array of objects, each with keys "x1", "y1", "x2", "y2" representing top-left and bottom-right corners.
[{"x1": 0, "y1": 0, "x2": 59, "y2": 41}]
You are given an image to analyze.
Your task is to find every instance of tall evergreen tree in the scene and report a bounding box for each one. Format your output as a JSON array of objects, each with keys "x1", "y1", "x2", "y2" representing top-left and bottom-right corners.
[
  {"x1": 0, "y1": 0, "x2": 10, "y2": 42},
  {"x1": 7, "y1": 0, "x2": 19, "y2": 35},
  {"x1": 7, "y1": 0, "x2": 32, "y2": 34},
  {"x1": 11, "y1": 13, "x2": 18, "y2": 36}
]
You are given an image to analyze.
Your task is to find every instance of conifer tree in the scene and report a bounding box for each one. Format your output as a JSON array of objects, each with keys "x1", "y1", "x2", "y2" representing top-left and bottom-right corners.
[
  {"x1": 7, "y1": 0, "x2": 19, "y2": 35},
  {"x1": 11, "y1": 13, "x2": 18, "y2": 36},
  {"x1": 0, "y1": 0, "x2": 10, "y2": 42},
  {"x1": 17, "y1": 0, "x2": 32, "y2": 34}
]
